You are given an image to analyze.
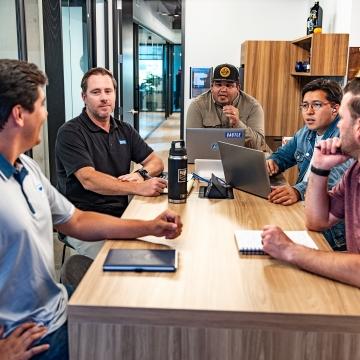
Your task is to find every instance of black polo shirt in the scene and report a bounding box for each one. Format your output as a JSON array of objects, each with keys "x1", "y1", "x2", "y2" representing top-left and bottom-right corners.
[{"x1": 55, "y1": 109, "x2": 153, "y2": 217}]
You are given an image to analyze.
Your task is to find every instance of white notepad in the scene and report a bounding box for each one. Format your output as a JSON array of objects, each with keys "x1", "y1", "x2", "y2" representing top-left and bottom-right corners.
[{"x1": 234, "y1": 230, "x2": 318, "y2": 255}]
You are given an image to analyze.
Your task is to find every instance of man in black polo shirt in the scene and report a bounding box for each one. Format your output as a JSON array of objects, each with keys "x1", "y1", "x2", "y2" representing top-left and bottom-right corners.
[{"x1": 56, "y1": 67, "x2": 167, "y2": 258}]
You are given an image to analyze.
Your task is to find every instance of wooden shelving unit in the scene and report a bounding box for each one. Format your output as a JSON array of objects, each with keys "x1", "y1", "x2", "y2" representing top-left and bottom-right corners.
[
  {"x1": 241, "y1": 33, "x2": 349, "y2": 137},
  {"x1": 291, "y1": 33, "x2": 349, "y2": 76}
]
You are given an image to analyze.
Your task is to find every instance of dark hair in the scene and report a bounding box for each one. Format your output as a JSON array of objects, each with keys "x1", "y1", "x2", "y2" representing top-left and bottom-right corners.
[
  {"x1": 347, "y1": 97, "x2": 360, "y2": 122},
  {"x1": 344, "y1": 77, "x2": 360, "y2": 96},
  {"x1": 301, "y1": 78, "x2": 343, "y2": 104},
  {"x1": 344, "y1": 78, "x2": 360, "y2": 122},
  {"x1": 0, "y1": 59, "x2": 47, "y2": 131},
  {"x1": 81, "y1": 67, "x2": 117, "y2": 93}
]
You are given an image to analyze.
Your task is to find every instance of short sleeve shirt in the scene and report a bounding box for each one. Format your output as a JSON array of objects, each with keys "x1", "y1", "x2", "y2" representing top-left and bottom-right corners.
[
  {"x1": 329, "y1": 161, "x2": 360, "y2": 253},
  {"x1": 55, "y1": 110, "x2": 153, "y2": 216},
  {"x1": 0, "y1": 154, "x2": 75, "y2": 337}
]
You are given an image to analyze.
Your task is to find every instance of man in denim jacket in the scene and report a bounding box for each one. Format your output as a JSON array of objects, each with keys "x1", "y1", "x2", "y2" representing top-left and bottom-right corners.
[{"x1": 266, "y1": 79, "x2": 352, "y2": 250}]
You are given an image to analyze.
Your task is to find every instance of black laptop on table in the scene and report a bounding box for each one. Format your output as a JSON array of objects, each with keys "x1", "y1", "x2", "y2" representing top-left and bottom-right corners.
[
  {"x1": 186, "y1": 128, "x2": 245, "y2": 163},
  {"x1": 218, "y1": 141, "x2": 285, "y2": 198}
]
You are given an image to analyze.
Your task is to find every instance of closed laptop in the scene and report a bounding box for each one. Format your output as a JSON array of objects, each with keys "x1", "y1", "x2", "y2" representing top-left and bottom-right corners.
[{"x1": 186, "y1": 128, "x2": 245, "y2": 163}]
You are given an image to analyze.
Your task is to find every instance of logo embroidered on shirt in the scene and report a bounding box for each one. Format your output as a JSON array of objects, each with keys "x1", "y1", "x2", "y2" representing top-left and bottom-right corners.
[
  {"x1": 118, "y1": 139, "x2": 127, "y2": 145},
  {"x1": 36, "y1": 184, "x2": 43, "y2": 192}
]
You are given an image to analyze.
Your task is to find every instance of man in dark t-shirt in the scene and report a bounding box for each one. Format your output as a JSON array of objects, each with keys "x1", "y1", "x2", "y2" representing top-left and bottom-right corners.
[{"x1": 56, "y1": 67, "x2": 167, "y2": 258}]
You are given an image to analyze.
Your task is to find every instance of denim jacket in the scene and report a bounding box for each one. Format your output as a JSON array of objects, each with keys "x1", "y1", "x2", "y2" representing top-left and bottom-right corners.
[{"x1": 268, "y1": 115, "x2": 353, "y2": 250}]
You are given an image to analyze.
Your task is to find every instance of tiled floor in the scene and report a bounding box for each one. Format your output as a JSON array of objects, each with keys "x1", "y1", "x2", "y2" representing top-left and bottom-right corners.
[{"x1": 54, "y1": 113, "x2": 181, "y2": 278}]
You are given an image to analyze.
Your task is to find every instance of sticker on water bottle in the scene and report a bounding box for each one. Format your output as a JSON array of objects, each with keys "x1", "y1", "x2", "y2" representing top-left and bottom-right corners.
[{"x1": 178, "y1": 169, "x2": 187, "y2": 182}]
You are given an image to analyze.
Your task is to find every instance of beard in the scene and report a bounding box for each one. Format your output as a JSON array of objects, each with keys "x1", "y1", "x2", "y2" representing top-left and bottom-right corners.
[{"x1": 87, "y1": 106, "x2": 112, "y2": 121}]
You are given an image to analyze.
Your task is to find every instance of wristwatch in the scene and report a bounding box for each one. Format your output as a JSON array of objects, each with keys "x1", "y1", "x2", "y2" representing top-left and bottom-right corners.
[
  {"x1": 310, "y1": 165, "x2": 330, "y2": 177},
  {"x1": 135, "y1": 168, "x2": 151, "y2": 180}
]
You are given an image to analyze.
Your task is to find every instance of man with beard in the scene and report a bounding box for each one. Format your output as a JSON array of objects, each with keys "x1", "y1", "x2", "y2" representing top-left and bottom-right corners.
[
  {"x1": 261, "y1": 78, "x2": 360, "y2": 288},
  {"x1": 186, "y1": 63, "x2": 267, "y2": 150},
  {"x1": 266, "y1": 79, "x2": 353, "y2": 250},
  {"x1": 56, "y1": 67, "x2": 167, "y2": 258}
]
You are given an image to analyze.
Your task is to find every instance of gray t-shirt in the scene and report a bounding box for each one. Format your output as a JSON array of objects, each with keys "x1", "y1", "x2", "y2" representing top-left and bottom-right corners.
[{"x1": 0, "y1": 154, "x2": 75, "y2": 337}]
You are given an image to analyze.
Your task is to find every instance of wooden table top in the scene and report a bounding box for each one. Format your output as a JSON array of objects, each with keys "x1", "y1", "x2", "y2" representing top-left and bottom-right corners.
[{"x1": 69, "y1": 184, "x2": 360, "y2": 330}]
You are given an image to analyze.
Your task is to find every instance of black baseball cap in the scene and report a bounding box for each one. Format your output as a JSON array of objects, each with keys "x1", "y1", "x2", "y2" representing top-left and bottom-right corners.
[{"x1": 212, "y1": 64, "x2": 239, "y2": 83}]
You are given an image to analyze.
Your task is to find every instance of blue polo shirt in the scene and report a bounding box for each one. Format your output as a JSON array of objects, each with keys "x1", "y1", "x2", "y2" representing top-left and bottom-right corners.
[{"x1": 0, "y1": 154, "x2": 74, "y2": 337}]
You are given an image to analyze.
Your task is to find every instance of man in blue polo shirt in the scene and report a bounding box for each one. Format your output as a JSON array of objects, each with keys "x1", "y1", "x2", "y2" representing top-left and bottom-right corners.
[
  {"x1": 56, "y1": 67, "x2": 168, "y2": 258},
  {"x1": 0, "y1": 59, "x2": 182, "y2": 360}
]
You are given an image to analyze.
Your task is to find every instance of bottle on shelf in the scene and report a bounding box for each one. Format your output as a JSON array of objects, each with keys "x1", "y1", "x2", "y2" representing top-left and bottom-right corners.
[
  {"x1": 306, "y1": 1, "x2": 323, "y2": 35},
  {"x1": 306, "y1": 11, "x2": 314, "y2": 35},
  {"x1": 311, "y1": 1, "x2": 323, "y2": 33}
]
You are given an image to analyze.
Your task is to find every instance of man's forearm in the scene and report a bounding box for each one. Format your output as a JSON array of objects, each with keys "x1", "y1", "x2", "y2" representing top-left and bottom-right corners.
[
  {"x1": 288, "y1": 244, "x2": 360, "y2": 288},
  {"x1": 76, "y1": 168, "x2": 141, "y2": 195},
  {"x1": 56, "y1": 209, "x2": 155, "y2": 241},
  {"x1": 305, "y1": 173, "x2": 332, "y2": 229}
]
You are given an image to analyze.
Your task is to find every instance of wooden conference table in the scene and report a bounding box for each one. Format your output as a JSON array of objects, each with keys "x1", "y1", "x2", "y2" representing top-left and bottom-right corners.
[{"x1": 68, "y1": 184, "x2": 360, "y2": 360}]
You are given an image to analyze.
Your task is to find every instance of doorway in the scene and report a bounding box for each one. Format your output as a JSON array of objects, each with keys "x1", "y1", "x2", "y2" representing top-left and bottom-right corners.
[{"x1": 136, "y1": 26, "x2": 166, "y2": 138}]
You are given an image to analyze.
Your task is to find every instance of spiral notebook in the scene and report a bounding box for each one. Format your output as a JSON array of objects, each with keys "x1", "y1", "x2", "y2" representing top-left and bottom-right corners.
[
  {"x1": 103, "y1": 249, "x2": 178, "y2": 272},
  {"x1": 234, "y1": 230, "x2": 318, "y2": 255}
]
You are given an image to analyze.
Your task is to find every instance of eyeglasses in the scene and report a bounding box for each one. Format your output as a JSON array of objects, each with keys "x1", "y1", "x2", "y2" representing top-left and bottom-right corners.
[
  {"x1": 299, "y1": 101, "x2": 331, "y2": 112},
  {"x1": 212, "y1": 82, "x2": 237, "y2": 89}
]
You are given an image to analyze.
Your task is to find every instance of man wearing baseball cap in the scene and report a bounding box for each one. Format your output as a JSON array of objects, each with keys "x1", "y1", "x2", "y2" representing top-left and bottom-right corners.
[{"x1": 186, "y1": 63, "x2": 267, "y2": 150}]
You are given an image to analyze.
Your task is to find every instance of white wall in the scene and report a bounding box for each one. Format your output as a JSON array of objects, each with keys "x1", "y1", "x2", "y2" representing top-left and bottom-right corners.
[
  {"x1": 185, "y1": 0, "x2": 359, "y2": 118},
  {"x1": 184, "y1": 0, "x2": 308, "y2": 115},
  {"x1": 349, "y1": 0, "x2": 360, "y2": 46},
  {"x1": 311, "y1": 0, "x2": 352, "y2": 34}
]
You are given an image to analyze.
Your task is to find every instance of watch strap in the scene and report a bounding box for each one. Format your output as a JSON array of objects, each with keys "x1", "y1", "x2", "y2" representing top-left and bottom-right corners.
[
  {"x1": 310, "y1": 165, "x2": 330, "y2": 177},
  {"x1": 135, "y1": 168, "x2": 151, "y2": 180}
]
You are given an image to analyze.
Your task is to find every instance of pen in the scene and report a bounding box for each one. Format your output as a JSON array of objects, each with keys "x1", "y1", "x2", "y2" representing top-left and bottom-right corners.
[{"x1": 191, "y1": 172, "x2": 210, "y2": 183}]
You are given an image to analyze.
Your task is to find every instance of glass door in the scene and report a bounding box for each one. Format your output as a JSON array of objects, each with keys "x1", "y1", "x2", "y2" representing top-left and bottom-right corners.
[
  {"x1": 137, "y1": 26, "x2": 166, "y2": 138},
  {"x1": 61, "y1": 0, "x2": 90, "y2": 121},
  {"x1": 0, "y1": 0, "x2": 20, "y2": 59}
]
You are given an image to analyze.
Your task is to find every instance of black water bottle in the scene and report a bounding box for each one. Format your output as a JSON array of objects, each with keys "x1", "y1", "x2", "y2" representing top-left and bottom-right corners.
[{"x1": 168, "y1": 140, "x2": 187, "y2": 203}]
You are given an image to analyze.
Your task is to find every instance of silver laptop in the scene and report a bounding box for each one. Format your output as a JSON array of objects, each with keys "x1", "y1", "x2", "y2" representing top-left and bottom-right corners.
[
  {"x1": 218, "y1": 141, "x2": 284, "y2": 198},
  {"x1": 186, "y1": 128, "x2": 245, "y2": 163}
]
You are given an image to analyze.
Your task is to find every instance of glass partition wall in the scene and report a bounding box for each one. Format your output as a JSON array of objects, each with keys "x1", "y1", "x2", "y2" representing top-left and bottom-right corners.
[
  {"x1": 137, "y1": 26, "x2": 166, "y2": 138},
  {"x1": 61, "y1": 0, "x2": 90, "y2": 121},
  {"x1": 0, "y1": 0, "x2": 19, "y2": 59}
]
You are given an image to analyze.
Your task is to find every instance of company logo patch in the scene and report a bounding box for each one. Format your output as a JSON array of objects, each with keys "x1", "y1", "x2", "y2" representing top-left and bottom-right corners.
[
  {"x1": 225, "y1": 131, "x2": 243, "y2": 139},
  {"x1": 118, "y1": 139, "x2": 127, "y2": 145},
  {"x1": 219, "y1": 66, "x2": 230, "y2": 78},
  {"x1": 177, "y1": 168, "x2": 187, "y2": 182}
]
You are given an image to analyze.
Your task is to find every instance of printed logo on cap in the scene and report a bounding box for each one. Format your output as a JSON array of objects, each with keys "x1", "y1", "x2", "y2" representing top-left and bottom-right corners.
[{"x1": 219, "y1": 66, "x2": 231, "y2": 78}]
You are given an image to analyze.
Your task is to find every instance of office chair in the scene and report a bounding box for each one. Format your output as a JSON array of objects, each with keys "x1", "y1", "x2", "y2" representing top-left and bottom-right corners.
[{"x1": 57, "y1": 232, "x2": 75, "y2": 265}]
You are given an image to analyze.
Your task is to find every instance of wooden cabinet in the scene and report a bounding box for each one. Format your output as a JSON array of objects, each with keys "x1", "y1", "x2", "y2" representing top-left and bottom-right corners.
[
  {"x1": 241, "y1": 41, "x2": 301, "y2": 137},
  {"x1": 290, "y1": 34, "x2": 349, "y2": 76},
  {"x1": 241, "y1": 33, "x2": 349, "y2": 137}
]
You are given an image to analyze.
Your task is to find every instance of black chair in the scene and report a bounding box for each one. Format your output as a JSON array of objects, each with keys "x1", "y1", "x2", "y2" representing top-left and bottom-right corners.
[{"x1": 57, "y1": 232, "x2": 75, "y2": 265}]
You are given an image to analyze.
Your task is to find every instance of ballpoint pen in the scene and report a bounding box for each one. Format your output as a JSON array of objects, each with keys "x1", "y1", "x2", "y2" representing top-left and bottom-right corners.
[{"x1": 191, "y1": 172, "x2": 210, "y2": 183}]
